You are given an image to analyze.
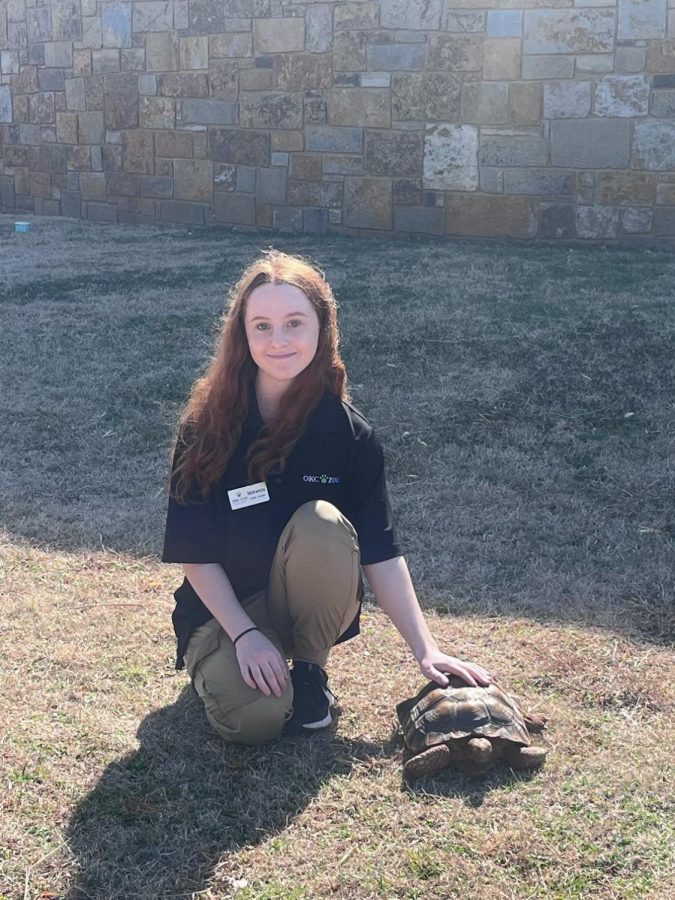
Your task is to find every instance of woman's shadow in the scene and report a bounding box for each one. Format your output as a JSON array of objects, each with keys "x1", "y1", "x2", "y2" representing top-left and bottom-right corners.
[{"x1": 66, "y1": 686, "x2": 385, "y2": 899}]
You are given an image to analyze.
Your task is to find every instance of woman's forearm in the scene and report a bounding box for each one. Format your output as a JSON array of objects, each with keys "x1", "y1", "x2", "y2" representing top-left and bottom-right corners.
[
  {"x1": 362, "y1": 556, "x2": 438, "y2": 661},
  {"x1": 182, "y1": 563, "x2": 254, "y2": 641}
]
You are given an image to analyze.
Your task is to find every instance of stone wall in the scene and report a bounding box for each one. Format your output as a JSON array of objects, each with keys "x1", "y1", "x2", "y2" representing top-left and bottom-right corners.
[{"x1": 1, "y1": 0, "x2": 675, "y2": 241}]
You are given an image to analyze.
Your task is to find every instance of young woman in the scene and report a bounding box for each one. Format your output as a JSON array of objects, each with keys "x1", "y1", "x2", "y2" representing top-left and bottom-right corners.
[{"x1": 163, "y1": 251, "x2": 491, "y2": 745}]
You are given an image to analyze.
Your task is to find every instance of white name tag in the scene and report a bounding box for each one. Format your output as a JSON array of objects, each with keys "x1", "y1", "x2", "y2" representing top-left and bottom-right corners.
[{"x1": 228, "y1": 481, "x2": 270, "y2": 510}]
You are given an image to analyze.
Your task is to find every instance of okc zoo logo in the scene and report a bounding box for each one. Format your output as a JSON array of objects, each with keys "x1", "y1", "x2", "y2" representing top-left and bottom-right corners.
[{"x1": 303, "y1": 474, "x2": 340, "y2": 485}]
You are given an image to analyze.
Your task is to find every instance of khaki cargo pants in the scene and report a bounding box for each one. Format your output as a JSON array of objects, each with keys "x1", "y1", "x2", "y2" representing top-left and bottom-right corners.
[{"x1": 183, "y1": 501, "x2": 362, "y2": 745}]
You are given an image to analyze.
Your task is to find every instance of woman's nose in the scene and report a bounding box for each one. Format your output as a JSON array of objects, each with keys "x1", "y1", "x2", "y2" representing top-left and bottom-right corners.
[{"x1": 269, "y1": 326, "x2": 288, "y2": 346}]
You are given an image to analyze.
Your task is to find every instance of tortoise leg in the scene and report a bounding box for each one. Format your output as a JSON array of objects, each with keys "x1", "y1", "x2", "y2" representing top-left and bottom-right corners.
[
  {"x1": 404, "y1": 745, "x2": 452, "y2": 779},
  {"x1": 503, "y1": 744, "x2": 548, "y2": 770}
]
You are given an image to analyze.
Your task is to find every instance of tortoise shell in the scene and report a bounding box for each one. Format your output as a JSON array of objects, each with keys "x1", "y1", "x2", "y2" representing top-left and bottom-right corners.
[{"x1": 397, "y1": 676, "x2": 532, "y2": 755}]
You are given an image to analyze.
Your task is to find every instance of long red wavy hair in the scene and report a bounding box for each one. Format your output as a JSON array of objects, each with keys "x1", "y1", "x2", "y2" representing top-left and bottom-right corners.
[{"x1": 171, "y1": 250, "x2": 349, "y2": 503}]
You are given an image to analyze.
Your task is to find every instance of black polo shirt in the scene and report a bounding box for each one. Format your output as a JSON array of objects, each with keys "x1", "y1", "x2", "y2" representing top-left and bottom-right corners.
[{"x1": 162, "y1": 389, "x2": 401, "y2": 669}]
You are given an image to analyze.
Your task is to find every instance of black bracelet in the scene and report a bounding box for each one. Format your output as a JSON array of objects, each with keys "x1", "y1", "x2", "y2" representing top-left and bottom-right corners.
[{"x1": 232, "y1": 626, "x2": 260, "y2": 647}]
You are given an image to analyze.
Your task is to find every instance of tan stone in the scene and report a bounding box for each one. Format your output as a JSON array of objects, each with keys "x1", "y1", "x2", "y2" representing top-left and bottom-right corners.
[
  {"x1": 333, "y1": 31, "x2": 367, "y2": 71},
  {"x1": 56, "y1": 111, "x2": 78, "y2": 143},
  {"x1": 84, "y1": 75, "x2": 105, "y2": 110},
  {"x1": 328, "y1": 88, "x2": 390, "y2": 127},
  {"x1": 276, "y1": 54, "x2": 331, "y2": 91},
  {"x1": 157, "y1": 73, "x2": 209, "y2": 98},
  {"x1": 446, "y1": 194, "x2": 534, "y2": 237},
  {"x1": 271, "y1": 130, "x2": 304, "y2": 152},
  {"x1": 105, "y1": 172, "x2": 141, "y2": 197},
  {"x1": 343, "y1": 176, "x2": 392, "y2": 229},
  {"x1": 483, "y1": 39, "x2": 521, "y2": 81},
  {"x1": 427, "y1": 34, "x2": 482, "y2": 71},
  {"x1": 209, "y1": 32, "x2": 252, "y2": 58},
  {"x1": 67, "y1": 145, "x2": 92, "y2": 171},
  {"x1": 122, "y1": 129, "x2": 154, "y2": 173},
  {"x1": 241, "y1": 92, "x2": 303, "y2": 129},
  {"x1": 174, "y1": 158, "x2": 213, "y2": 201},
  {"x1": 646, "y1": 41, "x2": 675, "y2": 74},
  {"x1": 73, "y1": 49, "x2": 92, "y2": 76},
  {"x1": 180, "y1": 36, "x2": 208, "y2": 71},
  {"x1": 596, "y1": 172, "x2": 655, "y2": 205},
  {"x1": 140, "y1": 96, "x2": 175, "y2": 129},
  {"x1": 104, "y1": 72, "x2": 139, "y2": 130},
  {"x1": 240, "y1": 68, "x2": 274, "y2": 91},
  {"x1": 209, "y1": 60, "x2": 238, "y2": 99},
  {"x1": 335, "y1": 2, "x2": 379, "y2": 30},
  {"x1": 146, "y1": 32, "x2": 179, "y2": 72},
  {"x1": 510, "y1": 82, "x2": 541, "y2": 126},
  {"x1": 289, "y1": 153, "x2": 323, "y2": 181},
  {"x1": 254, "y1": 18, "x2": 305, "y2": 54},
  {"x1": 80, "y1": 172, "x2": 106, "y2": 200},
  {"x1": 30, "y1": 92, "x2": 55, "y2": 125},
  {"x1": 155, "y1": 130, "x2": 193, "y2": 158},
  {"x1": 78, "y1": 110, "x2": 104, "y2": 144},
  {"x1": 392, "y1": 72, "x2": 462, "y2": 121}
]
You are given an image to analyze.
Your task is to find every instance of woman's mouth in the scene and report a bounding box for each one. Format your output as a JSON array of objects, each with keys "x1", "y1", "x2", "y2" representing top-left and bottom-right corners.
[{"x1": 268, "y1": 352, "x2": 296, "y2": 360}]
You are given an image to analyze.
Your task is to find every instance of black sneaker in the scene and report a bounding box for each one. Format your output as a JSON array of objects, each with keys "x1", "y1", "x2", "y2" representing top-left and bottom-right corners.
[{"x1": 285, "y1": 661, "x2": 336, "y2": 733}]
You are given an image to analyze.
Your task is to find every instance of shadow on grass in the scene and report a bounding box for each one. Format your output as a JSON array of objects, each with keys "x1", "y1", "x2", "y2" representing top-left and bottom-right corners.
[
  {"x1": 65, "y1": 686, "x2": 385, "y2": 900},
  {"x1": 401, "y1": 765, "x2": 541, "y2": 808}
]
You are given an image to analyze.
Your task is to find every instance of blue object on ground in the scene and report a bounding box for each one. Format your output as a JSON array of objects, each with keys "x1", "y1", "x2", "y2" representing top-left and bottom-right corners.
[{"x1": 15, "y1": 222, "x2": 31, "y2": 233}]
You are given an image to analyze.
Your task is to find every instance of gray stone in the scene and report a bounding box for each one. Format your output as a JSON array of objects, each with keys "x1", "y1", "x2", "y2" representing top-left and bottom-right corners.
[
  {"x1": 622, "y1": 207, "x2": 653, "y2": 234},
  {"x1": 615, "y1": 46, "x2": 646, "y2": 73},
  {"x1": 443, "y1": 11, "x2": 485, "y2": 33},
  {"x1": 328, "y1": 88, "x2": 391, "y2": 127},
  {"x1": 60, "y1": 190, "x2": 81, "y2": 218},
  {"x1": 364, "y1": 130, "x2": 423, "y2": 176},
  {"x1": 633, "y1": 120, "x2": 675, "y2": 169},
  {"x1": 551, "y1": 119, "x2": 630, "y2": 168},
  {"x1": 209, "y1": 128, "x2": 270, "y2": 166},
  {"x1": 361, "y1": 72, "x2": 391, "y2": 88},
  {"x1": 306, "y1": 4, "x2": 332, "y2": 53},
  {"x1": 180, "y1": 100, "x2": 237, "y2": 126},
  {"x1": 271, "y1": 152, "x2": 289, "y2": 167},
  {"x1": 132, "y1": 2, "x2": 173, "y2": 32},
  {"x1": 426, "y1": 34, "x2": 482, "y2": 71},
  {"x1": 209, "y1": 32, "x2": 252, "y2": 58},
  {"x1": 367, "y1": 44, "x2": 425, "y2": 71},
  {"x1": 2, "y1": 50, "x2": 20, "y2": 75},
  {"x1": 304, "y1": 98, "x2": 327, "y2": 124},
  {"x1": 618, "y1": 0, "x2": 666, "y2": 40},
  {"x1": 45, "y1": 42, "x2": 73, "y2": 67},
  {"x1": 139, "y1": 74, "x2": 156, "y2": 96},
  {"x1": 480, "y1": 135, "x2": 548, "y2": 167},
  {"x1": 27, "y1": 8, "x2": 52, "y2": 43},
  {"x1": 180, "y1": 36, "x2": 208, "y2": 71},
  {"x1": 537, "y1": 203, "x2": 575, "y2": 240},
  {"x1": 394, "y1": 205, "x2": 444, "y2": 235},
  {"x1": 85, "y1": 201, "x2": 117, "y2": 223},
  {"x1": 504, "y1": 168, "x2": 573, "y2": 195},
  {"x1": 93, "y1": 49, "x2": 121, "y2": 74},
  {"x1": 487, "y1": 10, "x2": 523, "y2": 38},
  {"x1": 652, "y1": 75, "x2": 675, "y2": 89},
  {"x1": 213, "y1": 165, "x2": 236, "y2": 190},
  {"x1": 380, "y1": 0, "x2": 442, "y2": 30},
  {"x1": 524, "y1": 9, "x2": 615, "y2": 54},
  {"x1": 174, "y1": 159, "x2": 213, "y2": 202},
  {"x1": 38, "y1": 68, "x2": 66, "y2": 92},
  {"x1": 276, "y1": 54, "x2": 331, "y2": 91},
  {"x1": 79, "y1": 16, "x2": 102, "y2": 51},
  {"x1": 653, "y1": 206, "x2": 675, "y2": 235},
  {"x1": 651, "y1": 90, "x2": 675, "y2": 115},
  {"x1": 52, "y1": 0, "x2": 81, "y2": 41},
  {"x1": 333, "y1": 31, "x2": 367, "y2": 71},
  {"x1": 214, "y1": 191, "x2": 255, "y2": 225},
  {"x1": 424, "y1": 123, "x2": 478, "y2": 190},
  {"x1": 91, "y1": 146, "x2": 104, "y2": 172},
  {"x1": 160, "y1": 200, "x2": 206, "y2": 225},
  {"x1": 257, "y1": 166, "x2": 286, "y2": 203},
  {"x1": 544, "y1": 81, "x2": 591, "y2": 118},
  {"x1": 510, "y1": 81, "x2": 541, "y2": 126},
  {"x1": 576, "y1": 205, "x2": 619, "y2": 239},
  {"x1": 102, "y1": 3, "x2": 132, "y2": 49},
  {"x1": 273, "y1": 207, "x2": 303, "y2": 232},
  {"x1": 66, "y1": 78, "x2": 86, "y2": 111},
  {"x1": 335, "y1": 3, "x2": 379, "y2": 31},
  {"x1": 224, "y1": 0, "x2": 269, "y2": 15},
  {"x1": 286, "y1": 180, "x2": 343, "y2": 208},
  {"x1": 0, "y1": 86, "x2": 13, "y2": 123},
  {"x1": 392, "y1": 72, "x2": 462, "y2": 120},
  {"x1": 576, "y1": 54, "x2": 613, "y2": 74},
  {"x1": 594, "y1": 76, "x2": 650, "y2": 116},
  {"x1": 303, "y1": 207, "x2": 329, "y2": 235},
  {"x1": 523, "y1": 55, "x2": 574, "y2": 79},
  {"x1": 461, "y1": 82, "x2": 509, "y2": 124},
  {"x1": 241, "y1": 92, "x2": 303, "y2": 129},
  {"x1": 80, "y1": 171, "x2": 106, "y2": 199},
  {"x1": 479, "y1": 167, "x2": 504, "y2": 193},
  {"x1": 254, "y1": 18, "x2": 305, "y2": 54},
  {"x1": 146, "y1": 32, "x2": 179, "y2": 72},
  {"x1": 323, "y1": 155, "x2": 363, "y2": 175},
  {"x1": 344, "y1": 176, "x2": 392, "y2": 229},
  {"x1": 305, "y1": 126, "x2": 363, "y2": 153},
  {"x1": 483, "y1": 38, "x2": 521, "y2": 81},
  {"x1": 189, "y1": 0, "x2": 225, "y2": 33},
  {"x1": 140, "y1": 96, "x2": 175, "y2": 129},
  {"x1": 104, "y1": 72, "x2": 139, "y2": 130}
]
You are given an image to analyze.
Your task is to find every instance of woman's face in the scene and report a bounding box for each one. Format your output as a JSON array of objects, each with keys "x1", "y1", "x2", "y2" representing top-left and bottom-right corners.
[{"x1": 244, "y1": 282, "x2": 321, "y2": 392}]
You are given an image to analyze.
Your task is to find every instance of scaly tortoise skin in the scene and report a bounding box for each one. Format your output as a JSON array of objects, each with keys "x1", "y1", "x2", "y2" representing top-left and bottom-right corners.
[{"x1": 397, "y1": 677, "x2": 548, "y2": 779}]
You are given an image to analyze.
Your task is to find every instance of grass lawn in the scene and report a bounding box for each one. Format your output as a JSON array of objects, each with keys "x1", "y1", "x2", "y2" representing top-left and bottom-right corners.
[{"x1": 1, "y1": 215, "x2": 673, "y2": 899}]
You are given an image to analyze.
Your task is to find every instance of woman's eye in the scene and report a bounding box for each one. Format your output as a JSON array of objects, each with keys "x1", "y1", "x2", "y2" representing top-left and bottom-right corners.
[
  {"x1": 255, "y1": 322, "x2": 270, "y2": 331},
  {"x1": 288, "y1": 320, "x2": 302, "y2": 328}
]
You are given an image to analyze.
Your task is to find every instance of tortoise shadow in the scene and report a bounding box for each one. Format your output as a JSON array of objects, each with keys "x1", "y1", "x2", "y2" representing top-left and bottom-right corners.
[{"x1": 65, "y1": 685, "x2": 384, "y2": 900}]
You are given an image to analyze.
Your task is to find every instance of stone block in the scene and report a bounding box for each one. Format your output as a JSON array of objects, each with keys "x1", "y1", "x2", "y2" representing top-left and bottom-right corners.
[
  {"x1": 483, "y1": 39, "x2": 521, "y2": 80},
  {"x1": 254, "y1": 18, "x2": 305, "y2": 54},
  {"x1": 651, "y1": 89, "x2": 675, "y2": 115},
  {"x1": 189, "y1": 0, "x2": 225, "y2": 33},
  {"x1": 656, "y1": 182, "x2": 675, "y2": 204},
  {"x1": 594, "y1": 76, "x2": 650, "y2": 116},
  {"x1": 73, "y1": 50, "x2": 92, "y2": 77},
  {"x1": 615, "y1": 46, "x2": 646, "y2": 73},
  {"x1": 392, "y1": 72, "x2": 462, "y2": 120},
  {"x1": 240, "y1": 68, "x2": 274, "y2": 91},
  {"x1": 273, "y1": 206, "x2": 303, "y2": 232},
  {"x1": 85, "y1": 201, "x2": 117, "y2": 223},
  {"x1": 633, "y1": 120, "x2": 675, "y2": 169},
  {"x1": 596, "y1": 172, "x2": 655, "y2": 205},
  {"x1": 140, "y1": 95, "x2": 175, "y2": 129},
  {"x1": 322, "y1": 154, "x2": 363, "y2": 175},
  {"x1": 44, "y1": 41, "x2": 72, "y2": 68},
  {"x1": 29, "y1": 92, "x2": 55, "y2": 125},
  {"x1": 52, "y1": 0, "x2": 81, "y2": 41},
  {"x1": 92, "y1": 49, "x2": 120, "y2": 74},
  {"x1": 224, "y1": 0, "x2": 269, "y2": 15},
  {"x1": 175, "y1": 1, "x2": 189, "y2": 29},
  {"x1": 104, "y1": 72, "x2": 138, "y2": 130},
  {"x1": 306, "y1": 125, "x2": 362, "y2": 153},
  {"x1": 328, "y1": 88, "x2": 390, "y2": 127},
  {"x1": 174, "y1": 158, "x2": 213, "y2": 201},
  {"x1": 241, "y1": 92, "x2": 303, "y2": 129},
  {"x1": 544, "y1": 81, "x2": 591, "y2": 118},
  {"x1": 210, "y1": 33, "x2": 253, "y2": 58},
  {"x1": 551, "y1": 119, "x2": 630, "y2": 167},
  {"x1": 653, "y1": 206, "x2": 675, "y2": 234},
  {"x1": 380, "y1": 0, "x2": 442, "y2": 30},
  {"x1": 333, "y1": 32, "x2": 366, "y2": 71},
  {"x1": 142, "y1": 175, "x2": 173, "y2": 198},
  {"x1": 37, "y1": 143, "x2": 67, "y2": 173},
  {"x1": 102, "y1": 2, "x2": 132, "y2": 49},
  {"x1": 85, "y1": 75, "x2": 105, "y2": 109},
  {"x1": 29, "y1": 45, "x2": 47, "y2": 67},
  {"x1": 394, "y1": 205, "x2": 444, "y2": 234},
  {"x1": 209, "y1": 61, "x2": 238, "y2": 99},
  {"x1": 139, "y1": 74, "x2": 156, "y2": 96},
  {"x1": 576, "y1": 54, "x2": 613, "y2": 74},
  {"x1": 480, "y1": 135, "x2": 548, "y2": 167},
  {"x1": 524, "y1": 9, "x2": 615, "y2": 54},
  {"x1": 446, "y1": 194, "x2": 534, "y2": 237},
  {"x1": 56, "y1": 111, "x2": 78, "y2": 143},
  {"x1": 67, "y1": 145, "x2": 92, "y2": 170},
  {"x1": 344, "y1": 176, "x2": 391, "y2": 229},
  {"x1": 256, "y1": 165, "x2": 286, "y2": 203},
  {"x1": 364, "y1": 130, "x2": 422, "y2": 176},
  {"x1": 122, "y1": 49, "x2": 146, "y2": 73},
  {"x1": 214, "y1": 191, "x2": 255, "y2": 224},
  {"x1": 180, "y1": 99, "x2": 237, "y2": 126},
  {"x1": 105, "y1": 171, "x2": 140, "y2": 196},
  {"x1": 305, "y1": 97, "x2": 327, "y2": 124},
  {"x1": 133, "y1": 2, "x2": 173, "y2": 32},
  {"x1": 287, "y1": 180, "x2": 343, "y2": 207},
  {"x1": 159, "y1": 199, "x2": 205, "y2": 224},
  {"x1": 155, "y1": 130, "x2": 192, "y2": 158},
  {"x1": 158, "y1": 73, "x2": 209, "y2": 98},
  {"x1": 622, "y1": 207, "x2": 653, "y2": 234},
  {"x1": 424, "y1": 123, "x2": 478, "y2": 190},
  {"x1": 393, "y1": 178, "x2": 421, "y2": 204},
  {"x1": 306, "y1": 4, "x2": 332, "y2": 53},
  {"x1": 60, "y1": 190, "x2": 81, "y2": 217},
  {"x1": 361, "y1": 72, "x2": 391, "y2": 87},
  {"x1": 427, "y1": 34, "x2": 482, "y2": 71},
  {"x1": 102, "y1": 143, "x2": 123, "y2": 170},
  {"x1": 80, "y1": 171, "x2": 106, "y2": 199},
  {"x1": 214, "y1": 164, "x2": 236, "y2": 190},
  {"x1": 303, "y1": 207, "x2": 329, "y2": 235},
  {"x1": 27, "y1": 8, "x2": 52, "y2": 43},
  {"x1": 367, "y1": 44, "x2": 425, "y2": 71},
  {"x1": 2, "y1": 50, "x2": 20, "y2": 75},
  {"x1": 461, "y1": 82, "x2": 509, "y2": 124},
  {"x1": 271, "y1": 131, "x2": 303, "y2": 152},
  {"x1": 209, "y1": 128, "x2": 270, "y2": 165},
  {"x1": 122, "y1": 129, "x2": 154, "y2": 173},
  {"x1": 146, "y1": 32, "x2": 178, "y2": 72},
  {"x1": 235, "y1": 166, "x2": 255, "y2": 193},
  {"x1": 510, "y1": 82, "x2": 541, "y2": 125},
  {"x1": 180, "y1": 36, "x2": 208, "y2": 71},
  {"x1": 38, "y1": 68, "x2": 65, "y2": 93},
  {"x1": 443, "y1": 11, "x2": 485, "y2": 32},
  {"x1": 487, "y1": 10, "x2": 523, "y2": 37},
  {"x1": 646, "y1": 40, "x2": 675, "y2": 73},
  {"x1": 289, "y1": 153, "x2": 322, "y2": 180},
  {"x1": 618, "y1": 0, "x2": 666, "y2": 39},
  {"x1": 271, "y1": 152, "x2": 289, "y2": 167},
  {"x1": 537, "y1": 202, "x2": 575, "y2": 239},
  {"x1": 503, "y1": 168, "x2": 573, "y2": 195},
  {"x1": 576, "y1": 205, "x2": 619, "y2": 239},
  {"x1": 276, "y1": 54, "x2": 331, "y2": 91},
  {"x1": 335, "y1": 3, "x2": 379, "y2": 31}
]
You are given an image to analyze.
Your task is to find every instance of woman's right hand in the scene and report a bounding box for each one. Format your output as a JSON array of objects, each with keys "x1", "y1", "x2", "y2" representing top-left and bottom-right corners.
[{"x1": 234, "y1": 629, "x2": 289, "y2": 698}]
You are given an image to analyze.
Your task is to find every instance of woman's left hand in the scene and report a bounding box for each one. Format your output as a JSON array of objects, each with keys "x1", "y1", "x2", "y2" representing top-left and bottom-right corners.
[{"x1": 418, "y1": 648, "x2": 493, "y2": 688}]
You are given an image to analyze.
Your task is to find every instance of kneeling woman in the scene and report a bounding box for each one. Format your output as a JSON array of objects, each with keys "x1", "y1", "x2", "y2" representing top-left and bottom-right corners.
[{"x1": 162, "y1": 251, "x2": 491, "y2": 745}]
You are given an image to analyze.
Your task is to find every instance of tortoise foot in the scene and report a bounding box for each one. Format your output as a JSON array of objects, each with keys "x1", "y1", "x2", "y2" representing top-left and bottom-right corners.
[
  {"x1": 404, "y1": 744, "x2": 452, "y2": 779},
  {"x1": 503, "y1": 744, "x2": 548, "y2": 770}
]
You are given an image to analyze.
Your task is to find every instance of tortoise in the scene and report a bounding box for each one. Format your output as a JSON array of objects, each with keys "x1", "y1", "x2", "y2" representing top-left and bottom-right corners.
[{"x1": 396, "y1": 677, "x2": 549, "y2": 779}]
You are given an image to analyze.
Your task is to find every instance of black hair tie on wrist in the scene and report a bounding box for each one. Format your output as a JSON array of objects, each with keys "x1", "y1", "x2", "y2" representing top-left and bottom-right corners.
[{"x1": 233, "y1": 626, "x2": 260, "y2": 647}]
